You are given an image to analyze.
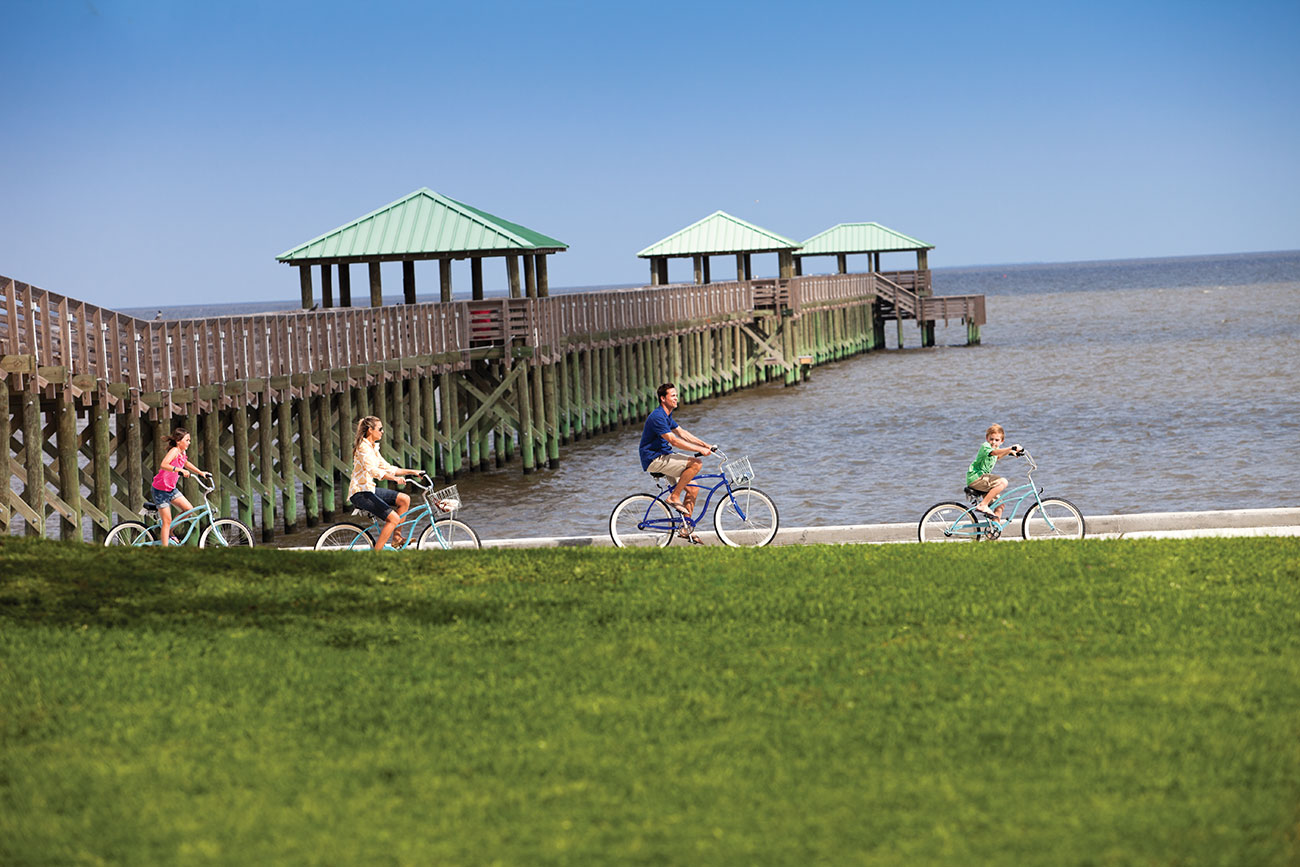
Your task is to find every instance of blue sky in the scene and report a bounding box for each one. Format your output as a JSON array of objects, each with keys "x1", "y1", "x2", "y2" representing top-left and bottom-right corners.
[{"x1": 3, "y1": 0, "x2": 1297, "y2": 309}]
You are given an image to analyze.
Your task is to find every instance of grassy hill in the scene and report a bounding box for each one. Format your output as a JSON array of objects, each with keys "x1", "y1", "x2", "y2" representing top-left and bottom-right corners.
[{"x1": 2, "y1": 536, "x2": 1298, "y2": 865}]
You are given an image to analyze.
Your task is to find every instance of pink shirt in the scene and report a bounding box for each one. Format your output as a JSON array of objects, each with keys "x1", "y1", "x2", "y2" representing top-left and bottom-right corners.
[{"x1": 152, "y1": 450, "x2": 186, "y2": 491}]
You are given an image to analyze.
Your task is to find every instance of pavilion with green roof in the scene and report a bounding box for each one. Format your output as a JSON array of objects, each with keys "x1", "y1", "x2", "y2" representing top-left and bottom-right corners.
[
  {"x1": 793, "y1": 222, "x2": 933, "y2": 277},
  {"x1": 637, "y1": 211, "x2": 802, "y2": 286},
  {"x1": 276, "y1": 188, "x2": 568, "y2": 308}
]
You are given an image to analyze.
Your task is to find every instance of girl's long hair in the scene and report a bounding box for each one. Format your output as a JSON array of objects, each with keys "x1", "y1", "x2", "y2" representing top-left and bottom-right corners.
[
  {"x1": 167, "y1": 427, "x2": 190, "y2": 449},
  {"x1": 354, "y1": 416, "x2": 381, "y2": 456}
]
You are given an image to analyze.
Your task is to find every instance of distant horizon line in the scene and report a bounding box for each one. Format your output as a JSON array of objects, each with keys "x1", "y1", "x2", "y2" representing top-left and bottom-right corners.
[{"x1": 119, "y1": 247, "x2": 1298, "y2": 317}]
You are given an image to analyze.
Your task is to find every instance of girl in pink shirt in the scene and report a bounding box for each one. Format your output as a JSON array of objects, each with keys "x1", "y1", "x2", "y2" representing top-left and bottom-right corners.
[{"x1": 151, "y1": 428, "x2": 210, "y2": 546}]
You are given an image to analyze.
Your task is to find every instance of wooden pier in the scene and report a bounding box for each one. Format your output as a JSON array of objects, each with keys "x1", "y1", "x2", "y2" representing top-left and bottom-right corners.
[{"x1": 1, "y1": 271, "x2": 983, "y2": 543}]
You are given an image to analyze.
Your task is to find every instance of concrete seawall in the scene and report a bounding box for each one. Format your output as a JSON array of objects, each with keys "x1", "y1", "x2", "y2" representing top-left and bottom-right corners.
[{"x1": 479, "y1": 508, "x2": 1300, "y2": 549}]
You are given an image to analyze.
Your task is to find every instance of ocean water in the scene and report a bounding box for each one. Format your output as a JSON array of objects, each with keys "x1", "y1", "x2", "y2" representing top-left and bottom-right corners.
[{"x1": 381, "y1": 250, "x2": 1300, "y2": 540}]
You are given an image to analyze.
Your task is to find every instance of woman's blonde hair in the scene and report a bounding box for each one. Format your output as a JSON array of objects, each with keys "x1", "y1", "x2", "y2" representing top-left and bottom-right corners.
[{"x1": 354, "y1": 416, "x2": 382, "y2": 455}]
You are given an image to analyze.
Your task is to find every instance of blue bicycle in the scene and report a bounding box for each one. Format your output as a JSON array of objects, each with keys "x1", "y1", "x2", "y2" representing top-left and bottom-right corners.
[
  {"x1": 918, "y1": 451, "x2": 1085, "y2": 542},
  {"x1": 609, "y1": 451, "x2": 779, "y2": 547}
]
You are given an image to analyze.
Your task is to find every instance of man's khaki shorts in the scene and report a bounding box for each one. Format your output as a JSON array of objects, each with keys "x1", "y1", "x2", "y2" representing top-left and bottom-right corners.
[
  {"x1": 967, "y1": 473, "x2": 1006, "y2": 492},
  {"x1": 646, "y1": 453, "x2": 696, "y2": 484}
]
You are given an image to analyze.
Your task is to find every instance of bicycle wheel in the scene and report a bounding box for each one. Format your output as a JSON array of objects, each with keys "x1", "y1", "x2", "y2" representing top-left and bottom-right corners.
[
  {"x1": 609, "y1": 494, "x2": 675, "y2": 548},
  {"x1": 713, "y1": 486, "x2": 779, "y2": 547},
  {"x1": 314, "y1": 523, "x2": 375, "y2": 551},
  {"x1": 200, "y1": 518, "x2": 255, "y2": 548},
  {"x1": 105, "y1": 521, "x2": 155, "y2": 547},
  {"x1": 417, "y1": 519, "x2": 482, "y2": 550},
  {"x1": 918, "y1": 502, "x2": 981, "y2": 542},
  {"x1": 1022, "y1": 498, "x2": 1086, "y2": 540}
]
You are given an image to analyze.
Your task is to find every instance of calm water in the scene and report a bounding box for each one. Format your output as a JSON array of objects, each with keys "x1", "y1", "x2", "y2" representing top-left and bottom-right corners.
[
  {"x1": 369, "y1": 250, "x2": 1300, "y2": 540},
  {"x1": 27, "y1": 251, "x2": 1300, "y2": 542}
]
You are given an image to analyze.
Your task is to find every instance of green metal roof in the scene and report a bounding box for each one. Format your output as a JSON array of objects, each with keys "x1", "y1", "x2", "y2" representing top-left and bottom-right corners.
[
  {"x1": 277, "y1": 188, "x2": 567, "y2": 263},
  {"x1": 797, "y1": 222, "x2": 933, "y2": 256},
  {"x1": 637, "y1": 211, "x2": 801, "y2": 258}
]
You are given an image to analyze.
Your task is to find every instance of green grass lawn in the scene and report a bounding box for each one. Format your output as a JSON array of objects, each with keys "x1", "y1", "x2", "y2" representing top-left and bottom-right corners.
[{"x1": 2, "y1": 536, "x2": 1298, "y2": 866}]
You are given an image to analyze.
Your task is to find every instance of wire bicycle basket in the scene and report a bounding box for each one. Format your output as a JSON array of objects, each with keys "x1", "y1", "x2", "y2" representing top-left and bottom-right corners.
[
  {"x1": 431, "y1": 484, "x2": 463, "y2": 513},
  {"x1": 721, "y1": 455, "x2": 755, "y2": 487}
]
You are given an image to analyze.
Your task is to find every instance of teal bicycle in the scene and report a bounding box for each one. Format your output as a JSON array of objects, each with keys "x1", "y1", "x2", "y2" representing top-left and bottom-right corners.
[
  {"x1": 918, "y1": 450, "x2": 1085, "y2": 542},
  {"x1": 105, "y1": 475, "x2": 255, "y2": 547},
  {"x1": 314, "y1": 473, "x2": 481, "y2": 551}
]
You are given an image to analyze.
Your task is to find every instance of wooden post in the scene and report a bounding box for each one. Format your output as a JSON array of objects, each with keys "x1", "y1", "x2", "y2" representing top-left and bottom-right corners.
[
  {"x1": 702, "y1": 256, "x2": 711, "y2": 284},
  {"x1": 318, "y1": 393, "x2": 336, "y2": 521},
  {"x1": 56, "y1": 392, "x2": 81, "y2": 539},
  {"x1": 258, "y1": 395, "x2": 275, "y2": 542},
  {"x1": 321, "y1": 264, "x2": 334, "y2": 308},
  {"x1": 369, "y1": 262, "x2": 383, "y2": 306},
  {"x1": 543, "y1": 362, "x2": 559, "y2": 468},
  {"x1": 779, "y1": 251, "x2": 794, "y2": 279},
  {"x1": 403, "y1": 260, "x2": 417, "y2": 305},
  {"x1": 650, "y1": 258, "x2": 660, "y2": 286},
  {"x1": 657, "y1": 258, "x2": 669, "y2": 286},
  {"x1": 736, "y1": 254, "x2": 746, "y2": 282},
  {"x1": 513, "y1": 357, "x2": 535, "y2": 474},
  {"x1": 537, "y1": 255, "x2": 549, "y2": 297},
  {"x1": 507, "y1": 256, "x2": 522, "y2": 298},
  {"x1": 471, "y1": 258, "x2": 484, "y2": 301},
  {"x1": 202, "y1": 405, "x2": 222, "y2": 516},
  {"x1": 125, "y1": 396, "x2": 144, "y2": 515},
  {"x1": 91, "y1": 401, "x2": 110, "y2": 542},
  {"x1": 793, "y1": 256, "x2": 803, "y2": 277},
  {"x1": 21, "y1": 377, "x2": 45, "y2": 536},
  {"x1": 439, "y1": 259, "x2": 453, "y2": 303},
  {"x1": 278, "y1": 392, "x2": 298, "y2": 534},
  {"x1": 580, "y1": 348, "x2": 594, "y2": 439},
  {"x1": 524, "y1": 255, "x2": 538, "y2": 298},
  {"x1": 338, "y1": 264, "x2": 352, "y2": 307},
  {"x1": 693, "y1": 256, "x2": 703, "y2": 286},
  {"x1": 837, "y1": 253, "x2": 847, "y2": 274},
  {"x1": 299, "y1": 265, "x2": 313, "y2": 310},
  {"x1": 234, "y1": 403, "x2": 254, "y2": 529},
  {"x1": 744, "y1": 254, "x2": 753, "y2": 280}
]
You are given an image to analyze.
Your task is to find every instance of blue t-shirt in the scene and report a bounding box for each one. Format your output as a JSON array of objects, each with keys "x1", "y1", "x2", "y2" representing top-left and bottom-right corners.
[{"x1": 639, "y1": 407, "x2": 679, "y2": 470}]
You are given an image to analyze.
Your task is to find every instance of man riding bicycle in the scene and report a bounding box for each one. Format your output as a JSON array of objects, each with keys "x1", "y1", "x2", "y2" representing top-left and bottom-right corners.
[{"x1": 638, "y1": 383, "x2": 716, "y2": 522}]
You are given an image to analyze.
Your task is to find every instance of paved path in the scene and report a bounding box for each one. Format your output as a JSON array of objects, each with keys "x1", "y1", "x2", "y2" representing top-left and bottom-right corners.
[{"x1": 476, "y1": 507, "x2": 1300, "y2": 549}]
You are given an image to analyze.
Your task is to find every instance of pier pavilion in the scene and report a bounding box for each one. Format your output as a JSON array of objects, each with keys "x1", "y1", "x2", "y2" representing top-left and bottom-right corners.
[
  {"x1": 276, "y1": 188, "x2": 568, "y2": 308},
  {"x1": 637, "y1": 211, "x2": 802, "y2": 286}
]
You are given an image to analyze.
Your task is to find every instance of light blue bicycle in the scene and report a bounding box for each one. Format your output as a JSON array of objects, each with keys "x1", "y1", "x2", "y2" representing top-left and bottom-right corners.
[
  {"x1": 609, "y1": 450, "x2": 779, "y2": 547},
  {"x1": 105, "y1": 475, "x2": 255, "y2": 547},
  {"x1": 918, "y1": 450, "x2": 1085, "y2": 542},
  {"x1": 314, "y1": 473, "x2": 481, "y2": 551}
]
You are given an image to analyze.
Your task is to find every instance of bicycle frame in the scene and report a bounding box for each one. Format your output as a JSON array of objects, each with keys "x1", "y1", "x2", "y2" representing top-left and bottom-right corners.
[
  {"x1": 640, "y1": 452, "x2": 754, "y2": 533},
  {"x1": 350, "y1": 475, "x2": 454, "y2": 550},
  {"x1": 946, "y1": 454, "x2": 1056, "y2": 539},
  {"x1": 139, "y1": 479, "x2": 218, "y2": 546}
]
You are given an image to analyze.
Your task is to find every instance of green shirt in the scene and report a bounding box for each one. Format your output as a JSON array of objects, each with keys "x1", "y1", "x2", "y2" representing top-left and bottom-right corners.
[{"x1": 967, "y1": 441, "x2": 997, "y2": 485}]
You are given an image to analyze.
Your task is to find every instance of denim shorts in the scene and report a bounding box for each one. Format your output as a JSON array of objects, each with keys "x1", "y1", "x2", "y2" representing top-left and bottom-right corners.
[
  {"x1": 152, "y1": 485, "x2": 181, "y2": 507},
  {"x1": 350, "y1": 488, "x2": 400, "y2": 520}
]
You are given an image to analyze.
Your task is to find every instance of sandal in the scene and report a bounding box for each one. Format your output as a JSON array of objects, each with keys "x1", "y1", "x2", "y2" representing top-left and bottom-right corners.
[
  {"x1": 667, "y1": 500, "x2": 692, "y2": 516},
  {"x1": 677, "y1": 529, "x2": 703, "y2": 545}
]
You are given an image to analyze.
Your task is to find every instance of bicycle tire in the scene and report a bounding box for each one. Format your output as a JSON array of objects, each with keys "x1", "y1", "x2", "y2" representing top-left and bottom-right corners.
[
  {"x1": 713, "y1": 486, "x2": 779, "y2": 547},
  {"x1": 1022, "y1": 498, "x2": 1086, "y2": 540},
  {"x1": 105, "y1": 521, "x2": 155, "y2": 547},
  {"x1": 416, "y1": 519, "x2": 482, "y2": 550},
  {"x1": 918, "y1": 502, "x2": 981, "y2": 543},
  {"x1": 199, "y1": 518, "x2": 255, "y2": 548},
  {"x1": 609, "y1": 494, "x2": 675, "y2": 548},
  {"x1": 314, "y1": 523, "x2": 375, "y2": 551}
]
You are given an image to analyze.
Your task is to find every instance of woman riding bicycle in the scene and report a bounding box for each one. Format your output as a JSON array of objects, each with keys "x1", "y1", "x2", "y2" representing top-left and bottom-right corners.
[{"x1": 348, "y1": 416, "x2": 424, "y2": 551}]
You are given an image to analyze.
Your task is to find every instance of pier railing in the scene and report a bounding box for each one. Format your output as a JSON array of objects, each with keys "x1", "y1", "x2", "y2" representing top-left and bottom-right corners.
[{"x1": 1, "y1": 270, "x2": 978, "y2": 391}]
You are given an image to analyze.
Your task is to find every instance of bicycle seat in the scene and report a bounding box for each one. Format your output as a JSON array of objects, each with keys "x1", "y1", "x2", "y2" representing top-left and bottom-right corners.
[
  {"x1": 649, "y1": 472, "x2": 666, "y2": 479},
  {"x1": 140, "y1": 501, "x2": 159, "y2": 513}
]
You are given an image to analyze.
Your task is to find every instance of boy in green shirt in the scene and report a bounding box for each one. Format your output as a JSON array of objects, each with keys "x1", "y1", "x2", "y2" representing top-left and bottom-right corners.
[{"x1": 967, "y1": 423, "x2": 1023, "y2": 519}]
